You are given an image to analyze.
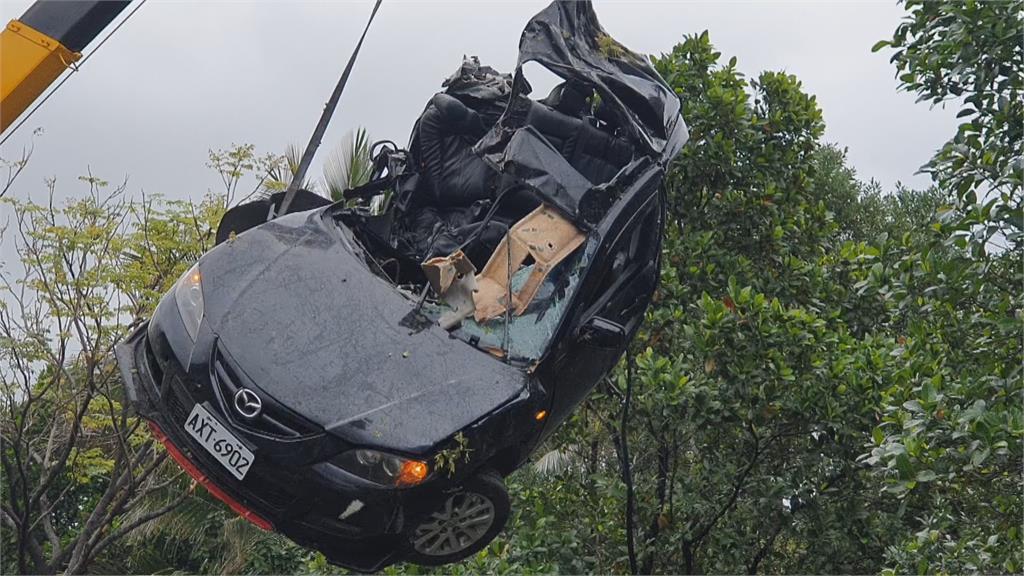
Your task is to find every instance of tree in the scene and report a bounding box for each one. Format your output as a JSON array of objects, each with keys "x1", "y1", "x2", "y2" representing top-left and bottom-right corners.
[
  {"x1": 323, "y1": 127, "x2": 375, "y2": 201},
  {"x1": 0, "y1": 145, "x2": 288, "y2": 574},
  {"x1": 862, "y1": 2, "x2": 1024, "y2": 572},
  {"x1": 600, "y1": 33, "x2": 888, "y2": 574},
  {"x1": 1, "y1": 180, "x2": 196, "y2": 574},
  {"x1": 205, "y1": 143, "x2": 285, "y2": 208},
  {"x1": 264, "y1": 128, "x2": 376, "y2": 203},
  {"x1": 874, "y1": 0, "x2": 1022, "y2": 252}
]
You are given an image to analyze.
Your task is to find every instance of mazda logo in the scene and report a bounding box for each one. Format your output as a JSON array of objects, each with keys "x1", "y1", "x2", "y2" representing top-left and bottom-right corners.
[{"x1": 233, "y1": 388, "x2": 262, "y2": 419}]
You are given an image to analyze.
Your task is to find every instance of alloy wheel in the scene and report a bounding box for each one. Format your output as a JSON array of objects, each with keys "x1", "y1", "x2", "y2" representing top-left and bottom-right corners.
[{"x1": 412, "y1": 492, "x2": 495, "y2": 556}]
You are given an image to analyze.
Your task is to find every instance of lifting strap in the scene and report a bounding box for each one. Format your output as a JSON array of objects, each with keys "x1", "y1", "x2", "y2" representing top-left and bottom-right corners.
[{"x1": 278, "y1": 0, "x2": 383, "y2": 216}]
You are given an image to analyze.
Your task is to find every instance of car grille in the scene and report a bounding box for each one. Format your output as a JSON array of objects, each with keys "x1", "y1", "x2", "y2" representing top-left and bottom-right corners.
[
  {"x1": 140, "y1": 340, "x2": 303, "y2": 513},
  {"x1": 160, "y1": 372, "x2": 299, "y2": 510},
  {"x1": 211, "y1": 346, "x2": 319, "y2": 439}
]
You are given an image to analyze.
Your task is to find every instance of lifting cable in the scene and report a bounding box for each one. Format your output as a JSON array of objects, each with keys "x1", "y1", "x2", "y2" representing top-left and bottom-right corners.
[
  {"x1": 0, "y1": 0, "x2": 149, "y2": 148},
  {"x1": 278, "y1": 0, "x2": 383, "y2": 216}
]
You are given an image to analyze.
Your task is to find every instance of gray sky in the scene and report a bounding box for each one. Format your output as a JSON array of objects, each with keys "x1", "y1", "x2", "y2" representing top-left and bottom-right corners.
[{"x1": 0, "y1": 0, "x2": 959, "y2": 208}]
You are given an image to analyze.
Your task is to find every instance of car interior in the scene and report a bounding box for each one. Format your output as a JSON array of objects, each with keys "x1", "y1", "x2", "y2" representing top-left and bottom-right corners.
[{"x1": 332, "y1": 59, "x2": 642, "y2": 361}]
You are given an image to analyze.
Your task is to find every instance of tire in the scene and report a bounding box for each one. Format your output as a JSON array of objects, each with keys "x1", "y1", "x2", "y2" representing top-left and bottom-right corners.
[{"x1": 400, "y1": 470, "x2": 510, "y2": 566}]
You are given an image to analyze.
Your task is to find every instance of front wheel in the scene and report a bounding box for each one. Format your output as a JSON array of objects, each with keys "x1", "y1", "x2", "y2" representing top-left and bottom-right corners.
[{"x1": 401, "y1": 471, "x2": 510, "y2": 566}]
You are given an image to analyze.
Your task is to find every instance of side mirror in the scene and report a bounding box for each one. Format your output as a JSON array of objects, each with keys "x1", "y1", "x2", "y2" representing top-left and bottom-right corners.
[{"x1": 576, "y1": 316, "x2": 626, "y2": 350}]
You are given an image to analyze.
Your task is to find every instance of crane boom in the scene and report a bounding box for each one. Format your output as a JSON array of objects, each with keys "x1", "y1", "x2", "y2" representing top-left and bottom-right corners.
[{"x1": 1, "y1": 0, "x2": 130, "y2": 133}]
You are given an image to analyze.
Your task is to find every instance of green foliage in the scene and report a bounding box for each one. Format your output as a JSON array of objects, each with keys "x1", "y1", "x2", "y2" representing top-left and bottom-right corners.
[
  {"x1": 206, "y1": 143, "x2": 286, "y2": 206},
  {"x1": 0, "y1": 176, "x2": 221, "y2": 574},
  {"x1": 264, "y1": 143, "x2": 310, "y2": 194},
  {"x1": 863, "y1": 4, "x2": 1024, "y2": 573},
  {"x1": 324, "y1": 127, "x2": 375, "y2": 201},
  {"x1": 264, "y1": 129, "x2": 376, "y2": 203},
  {"x1": 434, "y1": 432, "x2": 474, "y2": 477},
  {"x1": 0, "y1": 144, "x2": 300, "y2": 575},
  {"x1": 876, "y1": 0, "x2": 1023, "y2": 252}
]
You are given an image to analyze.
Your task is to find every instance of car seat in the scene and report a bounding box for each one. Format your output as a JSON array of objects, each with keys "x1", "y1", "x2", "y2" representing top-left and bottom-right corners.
[{"x1": 410, "y1": 93, "x2": 497, "y2": 208}]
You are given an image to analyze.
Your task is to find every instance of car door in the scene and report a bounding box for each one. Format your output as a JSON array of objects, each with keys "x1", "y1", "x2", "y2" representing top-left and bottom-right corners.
[{"x1": 541, "y1": 186, "x2": 664, "y2": 428}]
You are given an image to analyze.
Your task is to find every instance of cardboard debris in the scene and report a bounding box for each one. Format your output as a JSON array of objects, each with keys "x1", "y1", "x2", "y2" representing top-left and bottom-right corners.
[
  {"x1": 421, "y1": 250, "x2": 479, "y2": 330},
  {"x1": 473, "y1": 204, "x2": 585, "y2": 322}
]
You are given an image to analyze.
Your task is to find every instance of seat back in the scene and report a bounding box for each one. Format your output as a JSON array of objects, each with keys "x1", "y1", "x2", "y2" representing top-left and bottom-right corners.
[
  {"x1": 524, "y1": 102, "x2": 633, "y2": 185},
  {"x1": 409, "y1": 93, "x2": 494, "y2": 207}
]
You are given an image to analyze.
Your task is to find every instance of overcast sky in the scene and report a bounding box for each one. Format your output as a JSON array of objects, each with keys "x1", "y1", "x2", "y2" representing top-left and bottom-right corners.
[{"x1": 1, "y1": 0, "x2": 960, "y2": 209}]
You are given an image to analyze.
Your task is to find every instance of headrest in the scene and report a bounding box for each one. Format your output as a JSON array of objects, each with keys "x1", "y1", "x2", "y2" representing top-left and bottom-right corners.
[{"x1": 543, "y1": 80, "x2": 591, "y2": 117}]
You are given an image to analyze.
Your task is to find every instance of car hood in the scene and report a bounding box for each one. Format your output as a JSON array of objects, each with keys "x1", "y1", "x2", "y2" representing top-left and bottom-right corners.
[{"x1": 198, "y1": 209, "x2": 528, "y2": 454}]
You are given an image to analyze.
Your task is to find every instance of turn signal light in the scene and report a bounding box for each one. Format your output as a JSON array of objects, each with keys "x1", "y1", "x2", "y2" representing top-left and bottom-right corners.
[
  {"x1": 535, "y1": 410, "x2": 548, "y2": 421},
  {"x1": 398, "y1": 459, "x2": 429, "y2": 486}
]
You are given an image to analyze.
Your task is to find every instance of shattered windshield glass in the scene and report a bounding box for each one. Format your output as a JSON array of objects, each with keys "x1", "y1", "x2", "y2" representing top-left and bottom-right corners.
[{"x1": 422, "y1": 235, "x2": 597, "y2": 361}]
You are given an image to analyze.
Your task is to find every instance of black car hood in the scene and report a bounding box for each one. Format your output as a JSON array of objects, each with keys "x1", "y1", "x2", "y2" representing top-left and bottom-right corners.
[{"x1": 198, "y1": 210, "x2": 528, "y2": 454}]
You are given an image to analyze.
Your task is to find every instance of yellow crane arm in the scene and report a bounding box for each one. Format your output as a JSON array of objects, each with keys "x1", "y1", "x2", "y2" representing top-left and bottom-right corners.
[{"x1": 1, "y1": 1, "x2": 130, "y2": 133}]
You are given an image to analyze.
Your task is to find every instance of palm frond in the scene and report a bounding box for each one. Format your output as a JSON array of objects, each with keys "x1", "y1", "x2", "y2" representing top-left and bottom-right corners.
[
  {"x1": 323, "y1": 127, "x2": 373, "y2": 201},
  {"x1": 284, "y1": 143, "x2": 303, "y2": 177},
  {"x1": 261, "y1": 143, "x2": 317, "y2": 200},
  {"x1": 533, "y1": 448, "x2": 575, "y2": 476}
]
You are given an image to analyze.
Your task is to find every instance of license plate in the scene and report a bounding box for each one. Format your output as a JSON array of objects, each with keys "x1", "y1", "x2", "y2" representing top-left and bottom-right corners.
[{"x1": 183, "y1": 404, "x2": 254, "y2": 480}]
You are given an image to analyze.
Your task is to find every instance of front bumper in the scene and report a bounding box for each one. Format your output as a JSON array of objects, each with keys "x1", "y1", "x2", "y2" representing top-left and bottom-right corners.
[{"x1": 115, "y1": 313, "x2": 408, "y2": 572}]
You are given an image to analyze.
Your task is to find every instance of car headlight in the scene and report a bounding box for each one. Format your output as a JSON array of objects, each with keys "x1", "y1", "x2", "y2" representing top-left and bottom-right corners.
[
  {"x1": 174, "y1": 263, "x2": 204, "y2": 341},
  {"x1": 332, "y1": 449, "x2": 430, "y2": 487}
]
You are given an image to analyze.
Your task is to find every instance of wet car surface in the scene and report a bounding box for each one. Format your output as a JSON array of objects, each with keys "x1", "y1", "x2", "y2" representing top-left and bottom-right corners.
[{"x1": 117, "y1": 1, "x2": 687, "y2": 570}]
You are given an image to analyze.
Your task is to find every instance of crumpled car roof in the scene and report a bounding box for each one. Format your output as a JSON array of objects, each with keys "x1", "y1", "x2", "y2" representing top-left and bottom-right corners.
[{"x1": 479, "y1": 1, "x2": 688, "y2": 163}]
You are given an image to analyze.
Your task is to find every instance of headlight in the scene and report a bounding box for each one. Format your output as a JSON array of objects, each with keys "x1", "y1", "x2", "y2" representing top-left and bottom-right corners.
[
  {"x1": 333, "y1": 449, "x2": 430, "y2": 487},
  {"x1": 174, "y1": 263, "x2": 204, "y2": 341}
]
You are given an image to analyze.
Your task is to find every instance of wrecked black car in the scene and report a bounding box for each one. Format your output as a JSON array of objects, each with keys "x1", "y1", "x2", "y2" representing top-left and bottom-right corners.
[{"x1": 116, "y1": 1, "x2": 686, "y2": 571}]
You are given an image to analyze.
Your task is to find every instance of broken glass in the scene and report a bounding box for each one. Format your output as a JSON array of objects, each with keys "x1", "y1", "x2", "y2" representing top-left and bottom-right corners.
[{"x1": 422, "y1": 236, "x2": 597, "y2": 361}]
